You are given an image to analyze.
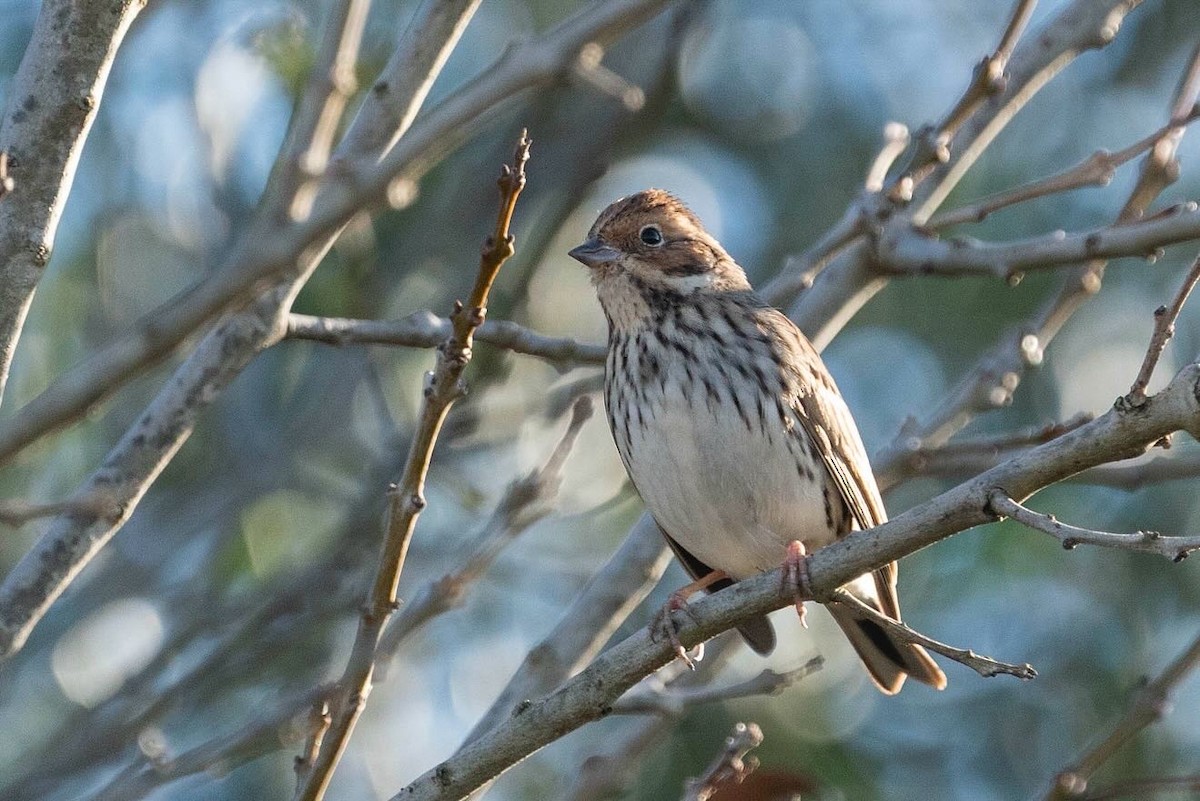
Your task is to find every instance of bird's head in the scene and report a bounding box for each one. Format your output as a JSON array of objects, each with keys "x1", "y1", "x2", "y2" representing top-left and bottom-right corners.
[{"x1": 569, "y1": 190, "x2": 751, "y2": 303}]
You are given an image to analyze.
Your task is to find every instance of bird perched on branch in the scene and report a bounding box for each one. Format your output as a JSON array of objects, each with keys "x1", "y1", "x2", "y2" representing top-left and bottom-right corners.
[{"x1": 569, "y1": 189, "x2": 946, "y2": 694}]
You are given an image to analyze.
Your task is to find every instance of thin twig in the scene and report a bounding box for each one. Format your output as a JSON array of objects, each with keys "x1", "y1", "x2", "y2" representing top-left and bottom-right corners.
[
  {"x1": 276, "y1": 0, "x2": 372, "y2": 221},
  {"x1": 0, "y1": 0, "x2": 672, "y2": 472},
  {"x1": 374, "y1": 396, "x2": 594, "y2": 671},
  {"x1": 1125, "y1": 252, "x2": 1200, "y2": 406},
  {"x1": 864, "y1": 122, "x2": 911, "y2": 193},
  {"x1": 614, "y1": 657, "x2": 823, "y2": 715},
  {"x1": 928, "y1": 108, "x2": 1200, "y2": 229},
  {"x1": 0, "y1": 493, "x2": 118, "y2": 528},
  {"x1": 875, "y1": 48, "x2": 1200, "y2": 487},
  {"x1": 1045, "y1": 630, "x2": 1200, "y2": 800},
  {"x1": 0, "y1": 152, "x2": 12, "y2": 200},
  {"x1": 680, "y1": 722, "x2": 764, "y2": 801},
  {"x1": 829, "y1": 589, "x2": 1036, "y2": 680},
  {"x1": 1083, "y1": 775, "x2": 1200, "y2": 801},
  {"x1": 890, "y1": 0, "x2": 1039, "y2": 199},
  {"x1": 989, "y1": 490, "x2": 1200, "y2": 562},
  {"x1": 291, "y1": 133, "x2": 530, "y2": 801},
  {"x1": 286, "y1": 312, "x2": 605, "y2": 367}
]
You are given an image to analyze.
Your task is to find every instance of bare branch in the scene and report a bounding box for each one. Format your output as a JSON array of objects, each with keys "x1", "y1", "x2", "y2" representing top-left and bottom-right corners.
[
  {"x1": 928, "y1": 108, "x2": 1200, "y2": 229},
  {"x1": 874, "y1": 51, "x2": 1200, "y2": 485},
  {"x1": 875, "y1": 204, "x2": 1200, "y2": 280},
  {"x1": 829, "y1": 589, "x2": 1035, "y2": 680},
  {"x1": 680, "y1": 722, "x2": 764, "y2": 801},
  {"x1": 614, "y1": 657, "x2": 823, "y2": 715},
  {"x1": 286, "y1": 311, "x2": 605, "y2": 367},
  {"x1": 276, "y1": 0, "x2": 373, "y2": 222},
  {"x1": 374, "y1": 396, "x2": 594, "y2": 667},
  {"x1": 1126, "y1": 252, "x2": 1200, "y2": 406},
  {"x1": 989, "y1": 491, "x2": 1200, "y2": 561},
  {"x1": 1083, "y1": 775, "x2": 1200, "y2": 801},
  {"x1": 0, "y1": 0, "x2": 145, "y2": 406},
  {"x1": 459, "y1": 514, "x2": 672, "y2": 746},
  {"x1": 1045, "y1": 631, "x2": 1200, "y2": 800},
  {"x1": 0, "y1": 0, "x2": 674, "y2": 469},
  {"x1": 0, "y1": 0, "x2": 669, "y2": 663},
  {"x1": 291, "y1": 133, "x2": 530, "y2": 801}
]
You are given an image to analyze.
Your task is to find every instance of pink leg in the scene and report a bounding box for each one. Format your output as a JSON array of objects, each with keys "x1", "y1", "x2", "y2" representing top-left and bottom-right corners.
[
  {"x1": 652, "y1": 570, "x2": 728, "y2": 669},
  {"x1": 782, "y1": 541, "x2": 813, "y2": 629}
]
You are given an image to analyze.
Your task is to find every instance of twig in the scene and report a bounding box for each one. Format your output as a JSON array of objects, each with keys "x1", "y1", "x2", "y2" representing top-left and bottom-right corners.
[
  {"x1": 614, "y1": 657, "x2": 824, "y2": 715},
  {"x1": 573, "y1": 43, "x2": 646, "y2": 111},
  {"x1": 0, "y1": 493, "x2": 118, "y2": 528},
  {"x1": 1083, "y1": 775, "x2": 1200, "y2": 801},
  {"x1": 0, "y1": 0, "x2": 673, "y2": 471},
  {"x1": 1045, "y1": 630, "x2": 1200, "y2": 800},
  {"x1": 875, "y1": 204, "x2": 1200, "y2": 280},
  {"x1": 274, "y1": 0, "x2": 372, "y2": 222},
  {"x1": 374, "y1": 396, "x2": 594, "y2": 670},
  {"x1": 874, "y1": 48, "x2": 1200, "y2": 487},
  {"x1": 680, "y1": 722, "x2": 764, "y2": 801},
  {"x1": 1126, "y1": 253, "x2": 1200, "y2": 406},
  {"x1": 0, "y1": 0, "x2": 668, "y2": 663},
  {"x1": 879, "y1": 415, "x2": 1093, "y2": 490},
  {"x1": 829, "y1": 589, "x2": 1035, "y2": 680},
  {"x1": 390, "y1": 361, "x2": 1200, "y2": 801},
  {"x1": 0, "y1": 152, "x2": 12, "y2": 200},
  {"x1": 989, "y1": 490, "x2": 1200, "y2": 562},
  {"x1": 890, "y1": 0, "x2": 1039, "y2": 199},
  {"x1": 286, "y1": 312, "x2": 605, "y2": 367},
  {"x1": 864, "y1": 122, "x2": 911, "y2": 193},
  {"x1": 291, "y1": 133, "x2": 530, "y2": 801},
  {"x1": 928, "y1": 108, "x2": 1200, "y2": 229},
  {"x1": 458, "y1": 514, "x2": 672, "y2": 746}
]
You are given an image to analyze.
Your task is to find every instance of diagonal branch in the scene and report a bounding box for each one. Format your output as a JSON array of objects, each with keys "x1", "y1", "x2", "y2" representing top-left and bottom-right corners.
[
  {"x1": 829, "y1": 589, "x2": 1035, "y2": 679},
  {"x1": 989, "y1": 491, "x2": 1200, "y2": 561},
  {"x1": 0, "y1": 0, "x2": 674, "y2": 469},
  {"x1": 0, "y1": 0, "x2": 146, "y2": 407},
  {"x1": 290, "y1": 133, "x2": 530, "y2": 801},
  {"x1": 1045, "y1": 630, "x2": 1200, "y2": 800}
]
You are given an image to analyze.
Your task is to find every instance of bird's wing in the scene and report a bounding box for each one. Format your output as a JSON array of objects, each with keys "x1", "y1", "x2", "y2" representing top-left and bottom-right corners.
[{"x1": 765, "y1": 308, "x2": 901, "y2": 621}]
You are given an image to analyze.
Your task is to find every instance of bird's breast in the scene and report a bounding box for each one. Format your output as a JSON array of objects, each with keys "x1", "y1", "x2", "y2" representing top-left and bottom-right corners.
[{"x1": 605, "y1": 323, "x2": 840, "y2": 580}]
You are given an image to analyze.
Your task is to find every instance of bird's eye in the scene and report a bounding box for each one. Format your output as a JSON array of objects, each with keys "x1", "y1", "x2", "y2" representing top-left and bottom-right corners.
[{"x1": 639, "y1": 225, "x2": 664, "y2": 246}]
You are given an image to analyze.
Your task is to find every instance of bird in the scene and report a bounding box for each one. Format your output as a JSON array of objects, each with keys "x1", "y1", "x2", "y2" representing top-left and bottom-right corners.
[{"x1": 568, "y1": 188, "x2": 946, "y2": 694}]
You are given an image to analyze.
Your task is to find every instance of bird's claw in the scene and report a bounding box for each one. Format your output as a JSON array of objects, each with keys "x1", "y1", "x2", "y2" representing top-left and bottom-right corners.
[
  {"x1": 651, "y1": 591, "x2": 704, "y2": 669},
  {"x1": 783, "y1": 540, "x2": 813, "y2": 629}
]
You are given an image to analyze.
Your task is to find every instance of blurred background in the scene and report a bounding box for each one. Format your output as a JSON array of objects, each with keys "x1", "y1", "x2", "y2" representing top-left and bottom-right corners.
[{"x1": 2, "y1": 0, "x2": 1200, "y2": 799}]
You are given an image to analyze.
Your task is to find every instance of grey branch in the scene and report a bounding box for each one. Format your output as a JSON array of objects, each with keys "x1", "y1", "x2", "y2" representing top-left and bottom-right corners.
[
  {"x1": 0, "y1": 0, "x2": 673, "y2": 468},
  {"x1": 0, "y1": 0, "x2": 669, "y2": 662},
  {"x1": 286, "y1": 312, "x2": 605, "y2": 367},
  {"x1": 614, "y1": 657, "x2": 824, "y2": 715},
  {"x1": 789, "y1": 0, "x2": 1144, "y2": 347},
  {"x1": 680, "y1": 722, "x2": 764, "y2": 801},
  {"x1": 0, "y1": 0, "x2": 145, "y2": 407},
  {"x1": 830, "y1": 589, "x2": 1036, "y2": 680},
  {"x1": 989, "y1": 491, "x2": 1200, "y2": 561},
  {"x1": 1045, "y1": 630, "x2": 1200, "y2": 800},
  {"x1": 389, "y1": 362, "x2": 1200, "y2": 801}
]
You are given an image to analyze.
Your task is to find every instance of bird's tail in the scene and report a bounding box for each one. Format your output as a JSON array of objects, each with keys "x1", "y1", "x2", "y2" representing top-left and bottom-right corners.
[{"x1": 827, "y1": 596, "x2": 946, "y2": 695}]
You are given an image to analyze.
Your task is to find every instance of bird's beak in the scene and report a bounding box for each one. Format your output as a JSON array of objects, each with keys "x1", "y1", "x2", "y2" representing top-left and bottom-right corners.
[{"x1": 568, "y1": 238, "x2": 620, "y2": 268}]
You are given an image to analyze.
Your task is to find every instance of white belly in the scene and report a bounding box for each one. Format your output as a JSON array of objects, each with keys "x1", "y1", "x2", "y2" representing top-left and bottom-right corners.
[{"x1": 619, "y1": 381, "x2": 835, "y2": 581}]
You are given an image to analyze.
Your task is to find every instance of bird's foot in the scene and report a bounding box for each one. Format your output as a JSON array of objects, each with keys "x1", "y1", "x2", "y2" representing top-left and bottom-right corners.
[
  {"x1": 650, "y1": 570, "x2": 726, "y2": 669},
  {"x1": 782, "y1": 540, "x2": 813, "y2": 629}
]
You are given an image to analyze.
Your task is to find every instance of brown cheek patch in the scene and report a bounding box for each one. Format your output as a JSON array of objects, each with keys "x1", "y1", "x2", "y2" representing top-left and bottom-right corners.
[{"x1": 656, "y1": 241, "x2": 713, "y2": 276}]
